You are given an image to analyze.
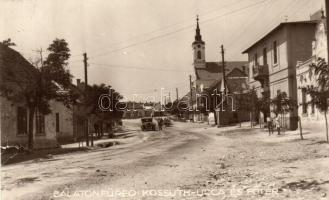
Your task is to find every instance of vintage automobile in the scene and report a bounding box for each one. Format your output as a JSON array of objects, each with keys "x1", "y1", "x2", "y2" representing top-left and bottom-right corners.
[
  {"x1": 141, "y1": 117, "x2": 156, "y2": 131},
  {"x1": 163, "y1": 117, "x2": 172, "y2": 127}
]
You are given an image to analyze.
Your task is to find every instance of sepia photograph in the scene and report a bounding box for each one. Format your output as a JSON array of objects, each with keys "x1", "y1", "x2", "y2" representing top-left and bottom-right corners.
[{"x1": 0, "y1": 0, "x2": 329, "y2": 199}]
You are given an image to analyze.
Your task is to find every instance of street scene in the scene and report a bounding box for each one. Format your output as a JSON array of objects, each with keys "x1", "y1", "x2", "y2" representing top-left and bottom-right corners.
[{"x1": 1, "y1": 0, "x2": 329, "y2": 199}]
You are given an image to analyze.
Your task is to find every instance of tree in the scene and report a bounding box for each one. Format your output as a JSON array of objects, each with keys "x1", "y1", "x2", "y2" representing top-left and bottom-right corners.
[
  {"x1": 0, "y1": 39, "x2": 74, "y2": 149},
  {"x1": 2, "y1": 38, "x2": 16, "y2": 47},
  {"x1": 234, "y1": 89, "x2": 258, "y2": 128},
  {"x1": 271, "y1": 91, "x2": 296, "y2": 134},
  {"x1": 257, "y1": 92, "x2": 271, "y2": 124},
  {"x1": 235, "y1": 88, "x2": 258, "y2": 128},
  {"x1": 84, "y1": 84, "x2": 123, "y2": 139},
  {"x1": 308, "y1": 58, "x2": 329, "y2": 142}
]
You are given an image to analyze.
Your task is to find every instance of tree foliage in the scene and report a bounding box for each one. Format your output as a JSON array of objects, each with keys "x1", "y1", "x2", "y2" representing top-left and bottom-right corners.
[
  {"x1": 1, "y1": 38, "x2": 16, "y2": 47},
  {"x1": 307, "y1": 57, "x2": 329, "y2": 142},
  {"x1": 84, "y1": 84, "x2": 123, "y2": 122},
  {"x1": 271, "y1": 91, "x2": 296, "y2": 116}
]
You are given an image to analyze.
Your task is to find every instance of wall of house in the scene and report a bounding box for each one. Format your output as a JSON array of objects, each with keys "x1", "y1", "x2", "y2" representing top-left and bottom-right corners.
[
  {"x1": 247, "y1": 28, "x2": 288, "y2": 98},
  {"x1": 247, "y1": 24, "x2": 316, "y2": 130},
  {"x1": 296, "y1": 20, "x2": 327, "y2": 124},
  {"x1": 0, "y1": 97, "x2": 57, "y2": 149},
  {"x1": 34, "y1": 109, "x2": 58, "y2": 149},
  {"x1": 49, "y1": 100, "x2": 74, "y2": 143},
  {"x1": 314, "y1": 21, "x2": 328, "y2": 61}
]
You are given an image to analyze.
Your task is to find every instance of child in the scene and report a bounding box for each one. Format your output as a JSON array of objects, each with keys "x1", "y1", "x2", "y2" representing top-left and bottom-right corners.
[{"x1": 274, "y1": 116, "x2": 281, "y2": 135}]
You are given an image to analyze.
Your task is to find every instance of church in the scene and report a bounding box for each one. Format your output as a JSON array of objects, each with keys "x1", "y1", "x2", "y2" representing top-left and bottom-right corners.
[{"x1": 190, "y1": 16, "x2": 249, "y2": 124}]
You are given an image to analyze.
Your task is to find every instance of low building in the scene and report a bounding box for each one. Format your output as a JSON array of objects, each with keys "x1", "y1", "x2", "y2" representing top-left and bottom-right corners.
[
  {"x1": 296, "y1": 11, "x2": 327, "y2": 123},
  {"x1": 0, "y1": 44, "x2": 58, "y2": 148}
]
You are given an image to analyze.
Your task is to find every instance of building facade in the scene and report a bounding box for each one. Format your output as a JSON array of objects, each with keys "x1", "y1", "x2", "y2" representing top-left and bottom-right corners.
[
  {"x1": 0, "y1": 44, "x2": 58, "y2": 148},
  {"x1": 243, "y1": 20, "x2": 317, "y2": 130},
  {"x1": 296, "y1": 12, "x2": 327, "y2": 123}
]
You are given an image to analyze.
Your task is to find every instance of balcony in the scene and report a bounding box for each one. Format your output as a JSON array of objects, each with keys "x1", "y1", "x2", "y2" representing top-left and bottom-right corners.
[{"x1": 253, "y1": 64, "x2": 269, "y2": 87}]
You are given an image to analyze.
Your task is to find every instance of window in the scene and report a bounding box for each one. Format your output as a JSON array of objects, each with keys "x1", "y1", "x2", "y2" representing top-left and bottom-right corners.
[
  {"x1": 273, "y1": 41, "x2": 278, "y2": 64},
  {"x1": 197, "y1": 50, "x2": 201, "y2": 59},
  {"x1": 302, "y1": 88, "x2": 307, "y2": 114},
  {"x1": 17, "y1": 107, "x2": 27, "y2": 135},
  {"x1": 56, "y1": 113, "x2": 60, "y2": 132},
  {"x1": 36, "y1": 110, "x2": 45, "y2": 135},
  {"x1": 263, "y1": 48, "x2": 267, "y2": 65},
  {"x1": 254, "y1": 53, "x2": 258, "y2": 65}
]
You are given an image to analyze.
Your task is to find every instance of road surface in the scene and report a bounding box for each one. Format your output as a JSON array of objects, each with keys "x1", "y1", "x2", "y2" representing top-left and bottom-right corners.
[{"x1": 1, "y1": 119, "x2": 329, "y2": 200}]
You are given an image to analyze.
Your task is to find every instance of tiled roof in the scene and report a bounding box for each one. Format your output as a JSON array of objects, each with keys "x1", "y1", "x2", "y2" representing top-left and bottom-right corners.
[
  {"x1": 0, "y1": 44, "x2": 38, "y2": 97},
  {"x1": 207, "y1": 68, "x2": 249, "y2": 94},
  {"x1": 195, "y1": 61, "x2": 248, "y2": 89}
]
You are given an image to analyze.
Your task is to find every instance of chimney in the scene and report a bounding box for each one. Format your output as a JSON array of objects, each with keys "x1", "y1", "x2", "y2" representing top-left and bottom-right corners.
[{"x1": 76, "y1": 79, "x2": 81, "y2": 86}]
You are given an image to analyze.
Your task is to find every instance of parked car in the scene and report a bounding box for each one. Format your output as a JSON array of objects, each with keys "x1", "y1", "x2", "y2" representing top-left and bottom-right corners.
[
  {"x1": 141, "y1": 117, "x2": 156, "y2": 131},
  {"x1": 163, "y1": 117, "x2": 172, "y2": 126}
]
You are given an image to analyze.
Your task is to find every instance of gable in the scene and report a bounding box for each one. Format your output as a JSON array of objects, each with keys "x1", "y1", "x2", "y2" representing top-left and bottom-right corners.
[{"x1": 227, "y1": 68, "x2": 248, "y2": 78}]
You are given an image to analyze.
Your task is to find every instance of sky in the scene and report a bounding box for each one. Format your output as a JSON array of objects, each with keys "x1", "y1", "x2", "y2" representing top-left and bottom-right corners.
[{"x1": 0, "y1": 0, "x2": 324, "y2": 102}]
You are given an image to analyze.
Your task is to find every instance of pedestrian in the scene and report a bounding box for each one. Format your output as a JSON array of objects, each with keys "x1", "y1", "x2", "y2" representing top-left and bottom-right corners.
[
  {"x1": 274, "y1": 115, "x2": 281, "y2": 135},
  {"x1": 158, "y1": 118, "x2": 163, "y2": 131},
  {"x1": 267, "y1": 116, "x2": 273, "y2": 135},
  {"x1": 94, "y1": 123, "x2": 99, "y2": 138}
]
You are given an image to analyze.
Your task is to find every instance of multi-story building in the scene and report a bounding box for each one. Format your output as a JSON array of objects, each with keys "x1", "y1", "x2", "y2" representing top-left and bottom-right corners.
[{"x1": 243, "y1": 20, "x2": 317, "y2": 130}]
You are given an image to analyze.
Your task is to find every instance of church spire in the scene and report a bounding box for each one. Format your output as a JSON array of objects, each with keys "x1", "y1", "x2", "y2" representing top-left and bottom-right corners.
[{"x1": 194, "y1": 15, "x2": 203, "y2": 43}]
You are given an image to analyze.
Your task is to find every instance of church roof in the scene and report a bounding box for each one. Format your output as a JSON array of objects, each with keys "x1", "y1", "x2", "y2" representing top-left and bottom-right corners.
[
  {"x1": 195, "y1": 61, "x2": 248, "y2": 81},
  {"x1": 207, "y1": 68, "x2": 249, "y2": 94}
]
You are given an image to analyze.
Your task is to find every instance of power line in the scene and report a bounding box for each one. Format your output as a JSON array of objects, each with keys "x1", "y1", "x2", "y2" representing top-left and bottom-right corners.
[
  {"x1": 87, "y1": 0, "x2": 269, "y2": 59},
  {"x1": 235, "y1": 0, "x2": 305, "y2": 51},
  {"x1": 87, "y1": 0, "x2": 244, "y2": 56},
  {"x1": 225, "y1": 0, "x2": 272, "y2": 48},
  {"x1": 89, "y1": 62, "x2": 193, "y2": 72}
]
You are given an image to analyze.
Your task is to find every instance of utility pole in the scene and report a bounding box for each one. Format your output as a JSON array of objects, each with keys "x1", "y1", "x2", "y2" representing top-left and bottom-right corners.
[
  {"x1": 325, "y1": 0, "x2": 329, "y2": 62},
  {"x1": 83, "y1": 53, "x2": 90, "y2": 146},
  {"x1": 83, "y1": 53, "x2": 88, "y2": 86},
  {"x1": 189, "y1": 75, "x2": 194, "y2": 122},
  {"x1": 175, "y1": 87, "x2": 180, "y2": 119},
  {"x1": 221, "y1": 45, "x2": 227, "y2": 95}
]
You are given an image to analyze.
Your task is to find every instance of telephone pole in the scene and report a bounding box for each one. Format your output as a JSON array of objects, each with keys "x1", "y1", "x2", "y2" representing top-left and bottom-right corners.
[
  {"x1": 189, "y1": 75, "x2": 194, "y2": 122},
  {"x1": 325, "y1": 0, "x2": 329, "y2": 62},
  {"x1": 83, "y1": 53, "x2": 88, "y2": 86},
  {"x1": 221, "y1": 45, "x2": 227, "y2": 95},
  {"x1": 83, "y1": 53, "x2": 90, "y2": 146}
]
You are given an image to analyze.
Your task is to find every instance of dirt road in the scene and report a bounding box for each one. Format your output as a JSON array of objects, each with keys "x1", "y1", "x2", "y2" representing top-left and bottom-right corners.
[{"x1": 1, "y1": 120, "x2": 329, "y2": 200}]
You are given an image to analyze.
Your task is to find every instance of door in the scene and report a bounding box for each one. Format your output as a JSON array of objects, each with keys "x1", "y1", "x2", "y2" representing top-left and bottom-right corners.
[{"x1": 55, "y1": 113, "x2": 60, "y2": 133}]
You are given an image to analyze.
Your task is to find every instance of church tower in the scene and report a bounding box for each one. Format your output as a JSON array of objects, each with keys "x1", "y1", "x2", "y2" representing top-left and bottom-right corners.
[{"x1": 192, "y1": 16, "x2": 206, "y2": 68}]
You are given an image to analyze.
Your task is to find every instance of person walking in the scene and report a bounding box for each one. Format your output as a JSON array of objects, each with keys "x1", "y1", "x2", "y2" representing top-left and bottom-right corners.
[
  {"x1": 158, "y1": 118, "x2": 163, "y2": 131},
  {"x1": 94, "y1": 123, "x2": 99, "y2": 138},
  {"x1": 274, "y1": 115, "x2": 281, "y2": 135},
  {"x1": 267, "y1": 116, "x2": 273, "y2": 135}
]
